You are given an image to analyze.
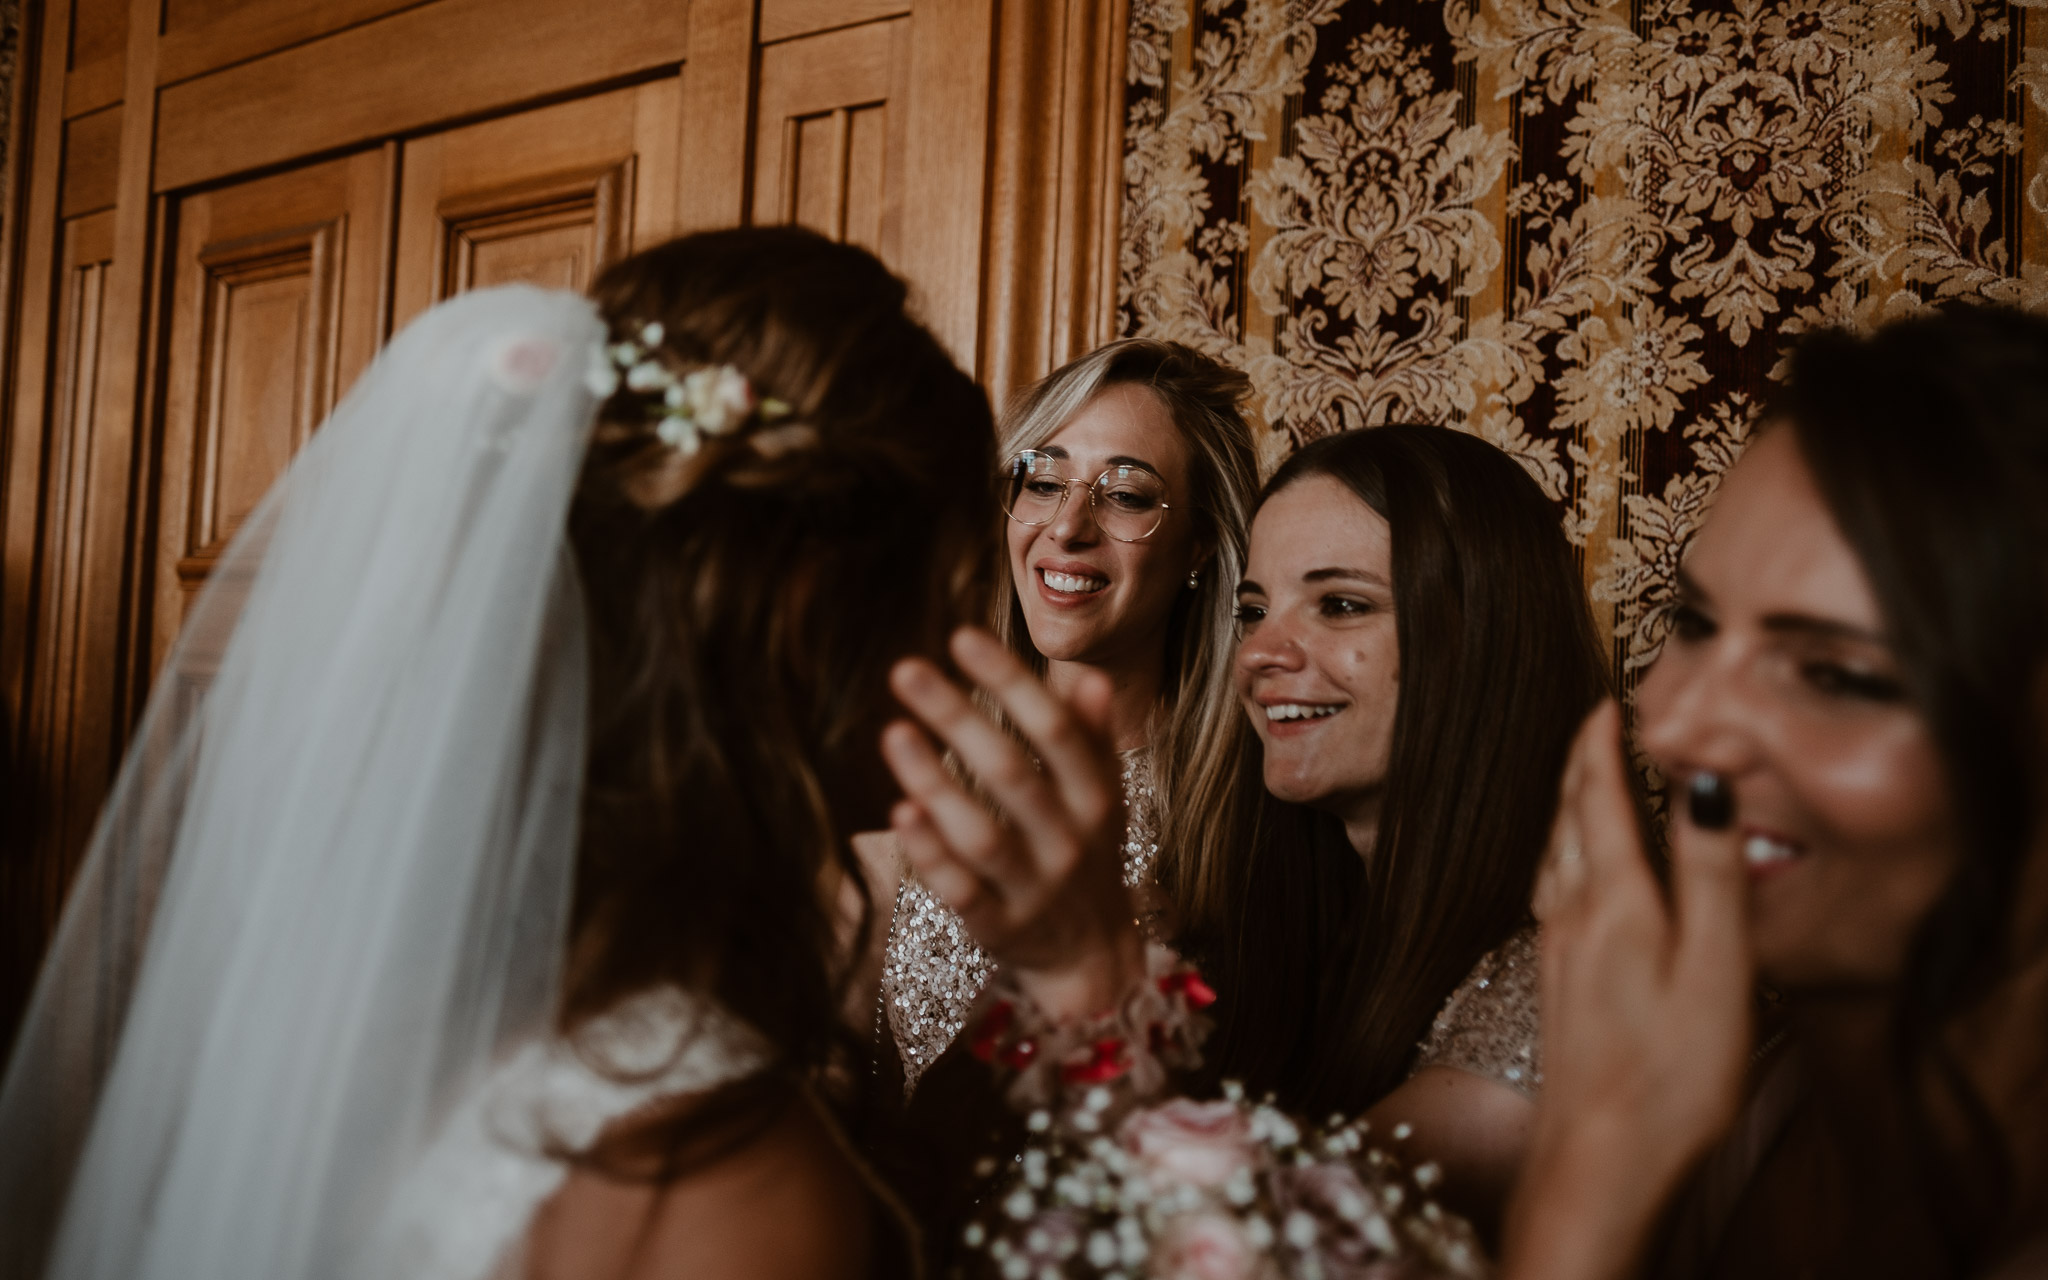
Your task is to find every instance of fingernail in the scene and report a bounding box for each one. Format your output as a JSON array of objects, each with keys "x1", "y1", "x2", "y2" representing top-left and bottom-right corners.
[
  {"x1": 1687, "y1": 772, "x2": 1734, "y2": 831},
  {"x1": 952, "y1": 627, "x2": 998, "y2": 659},
  {"x1": 891, "y1": 660, "x2": 935, "y2": 693}
]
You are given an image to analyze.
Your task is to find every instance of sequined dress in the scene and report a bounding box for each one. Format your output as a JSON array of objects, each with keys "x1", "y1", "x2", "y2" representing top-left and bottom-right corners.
[
  {"x1": 1411, "y1": 924, "x2": 1543, "y2": 1096},
  {"x1": 879, "y1": 747, "x2": 1161, "y2": 1093}
]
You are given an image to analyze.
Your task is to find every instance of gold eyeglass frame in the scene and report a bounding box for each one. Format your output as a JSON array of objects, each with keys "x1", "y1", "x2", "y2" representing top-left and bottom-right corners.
[{"x1": 1001, "y1": 450, "x2": 1172, "y2": 544}]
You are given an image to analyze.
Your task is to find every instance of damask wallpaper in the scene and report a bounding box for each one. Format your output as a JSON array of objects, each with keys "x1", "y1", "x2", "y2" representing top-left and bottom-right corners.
[{"x1": 1120, "y1": 0, "x2": 2046, "y2": 681}]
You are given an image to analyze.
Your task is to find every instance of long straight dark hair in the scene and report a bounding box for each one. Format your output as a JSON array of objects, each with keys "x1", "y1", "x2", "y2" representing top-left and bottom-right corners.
[
  {"x1": 1771, "y1": 305, "x2": 2048, "y2": 1271},
  {"x1": 1170, "y1": 425, "x2": 1609, "y2": 1115}
]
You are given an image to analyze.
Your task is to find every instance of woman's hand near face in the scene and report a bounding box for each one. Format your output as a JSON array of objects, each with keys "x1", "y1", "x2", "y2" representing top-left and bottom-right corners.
[
  {"x1": 1505, "y1": 701, "x2": 1754, "y2": 1280},
  {"x1": 879, "y1": 627, "x2": 1147, "y2": 1020}
]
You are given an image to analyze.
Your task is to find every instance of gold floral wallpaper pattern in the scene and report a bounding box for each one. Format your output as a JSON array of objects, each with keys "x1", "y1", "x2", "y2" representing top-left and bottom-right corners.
[{"x1": 1120, "y1": 0, "x2": 2048, "y2": 680}]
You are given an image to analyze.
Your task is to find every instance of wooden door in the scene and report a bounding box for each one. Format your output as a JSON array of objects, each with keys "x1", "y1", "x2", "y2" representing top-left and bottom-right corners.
[
  {"x1": 151, "y1": 151, "x2": 394, "y2": 674},
  {"x1": 391, "y1": 79, "x2": 684, "y2": 331},
  {"x1": 751, "y1": 10, "x2": 911, "y2": 259}
]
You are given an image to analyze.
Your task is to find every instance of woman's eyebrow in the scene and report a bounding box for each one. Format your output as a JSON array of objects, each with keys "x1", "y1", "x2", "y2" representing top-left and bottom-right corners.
[
  {"x1": 1761, "y1": 613, "x2": 1891, "y2": 646},
  {"x1": 1236, "y1": 579, "x2": 1264, "y2": 597},
  {"x1": 1678, "y1": 568, "x2": 1889, "y2": 645},
  {"x1": 1303, "y1": 567, "x2": 1387, "y2": 587}
]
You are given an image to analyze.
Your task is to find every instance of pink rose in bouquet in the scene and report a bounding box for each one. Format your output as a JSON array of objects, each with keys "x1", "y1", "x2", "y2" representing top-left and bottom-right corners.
[
  {"x1": 1119, "y1": 1098, "x2": 1257, "y2": 1190},
  {"x1": 1151, "y1": 1212, "x2": 1276, "y2": 1280}
]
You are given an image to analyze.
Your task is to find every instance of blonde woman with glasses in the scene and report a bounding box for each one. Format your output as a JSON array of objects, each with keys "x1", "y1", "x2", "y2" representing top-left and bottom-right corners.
[{"x1": 853, "y1": 339, "x2": 1259, "y2": 1097}]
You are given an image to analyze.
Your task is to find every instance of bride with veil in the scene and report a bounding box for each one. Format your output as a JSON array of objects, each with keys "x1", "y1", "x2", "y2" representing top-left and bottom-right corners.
[{"x1": 0, "y1": 226, "x2": 1012, "y2": 1280}]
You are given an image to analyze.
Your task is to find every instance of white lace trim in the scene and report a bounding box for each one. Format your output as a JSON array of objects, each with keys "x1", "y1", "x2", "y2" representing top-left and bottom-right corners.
[{"x1": 353, "y1": 987, "x2": 768, "y2": 1280}]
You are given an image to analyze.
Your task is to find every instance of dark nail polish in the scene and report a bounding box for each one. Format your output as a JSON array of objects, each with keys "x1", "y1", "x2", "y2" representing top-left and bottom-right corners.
[{"x1": 1687, "y1": 772, "x2": 1734, "y2": 831}]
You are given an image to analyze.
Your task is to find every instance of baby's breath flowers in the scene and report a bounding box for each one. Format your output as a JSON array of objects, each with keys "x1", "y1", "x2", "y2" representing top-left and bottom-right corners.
[
  {"x1": 585, "y1": 321, "x2": 792, "y2": 456},
  {"x1": 963, "y1": 1083, "x2": 1486, "y2": 1280}
]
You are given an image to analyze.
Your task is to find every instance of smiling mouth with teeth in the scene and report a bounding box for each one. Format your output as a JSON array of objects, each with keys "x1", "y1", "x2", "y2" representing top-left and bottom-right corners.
[
  {"x1": 1742, "y1": 832, "x2": 1803, "y2": 871},
  {"x1": 1041, "y1": 569, "x2": 1108, "y2": 594},
  {"x1": 1264, "y1": 702, "x2": 1344, "y2": 722}
]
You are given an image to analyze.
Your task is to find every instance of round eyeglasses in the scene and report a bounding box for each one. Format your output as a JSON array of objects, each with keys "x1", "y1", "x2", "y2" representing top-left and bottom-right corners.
[{"x1": 1002, "y1": 449, "x2": 1171, "y2": 543}]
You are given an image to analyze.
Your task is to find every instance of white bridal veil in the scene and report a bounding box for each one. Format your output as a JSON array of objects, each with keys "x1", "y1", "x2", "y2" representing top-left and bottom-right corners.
[{"x1": 0, "y1": 286, "x2": 604, "y2": 1280}]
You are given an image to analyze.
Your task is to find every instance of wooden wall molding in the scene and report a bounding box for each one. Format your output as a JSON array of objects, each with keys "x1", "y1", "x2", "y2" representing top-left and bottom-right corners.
[
  {"x1": 676, "y1": 0, "x2": 759, "y2": 233},
  {"x1": 977, "y1": 0, "x2": 1129, "y2": 410},
  {"x1": 1, "y1": 0, "x2": 75, "y2": 757},
  {"x1": 182, "y1": 218, "x2": 345, "y2": 577},
  {"x1": 897, "y1": 0, "x2": 999, "y2": 373},
  {"x1": 893, "y1": 0, "x2": 1128, "y2": 393},
  {"x1": 761, "y1": 0, "x2": 910, "y2": 44},
  {"x1": 156, "y1": 0, "x2": 427, "y2": 88},
  {"x1": 752, "y1": 17, "x2": 907, "y2": 257},
  {"x1": 153, "y1": 0, "x2": 686, "y2": 193},
  {"x1": 20, "y1": 213, "x2": 115, "y2": 866},
  {"x1": 436, "y1": 161, "x2": 634, "y2": 303},
  {"x1": 58, "y1": 106, "x2": 120, "y2": 219},
  {"x1": 61, "y1": 54, "x2": 121, "y2": 119}
]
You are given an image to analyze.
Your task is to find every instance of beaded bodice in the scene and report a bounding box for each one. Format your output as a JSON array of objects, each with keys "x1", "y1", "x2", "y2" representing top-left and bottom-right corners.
[
  {"x1": 878, "y1": 747, "x2": 1161, "y2": 1094},
  {"x1": 1412, "y1": 924, "x2": 1543, "y2": 1096}
]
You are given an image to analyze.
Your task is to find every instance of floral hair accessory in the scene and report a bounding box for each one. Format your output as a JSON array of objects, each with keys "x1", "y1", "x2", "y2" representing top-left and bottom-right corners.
[{"x1": 584, "y1": 320, "x2": 793, "y2": 456}]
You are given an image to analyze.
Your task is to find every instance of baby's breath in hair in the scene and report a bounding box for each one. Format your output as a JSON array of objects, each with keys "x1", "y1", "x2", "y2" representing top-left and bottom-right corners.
[{"x1": 585, "y1": 321, "x2": 792, "y2": 457}]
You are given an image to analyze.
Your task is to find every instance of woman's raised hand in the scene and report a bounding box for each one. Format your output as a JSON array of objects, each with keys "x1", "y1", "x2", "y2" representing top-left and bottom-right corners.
[
  {"x1": 880, "y1": 627, "x2": 1147, "y2": 1020},
  {"x1": 1506, "y1": 700, "x2": 1754, "y2": 1280}
]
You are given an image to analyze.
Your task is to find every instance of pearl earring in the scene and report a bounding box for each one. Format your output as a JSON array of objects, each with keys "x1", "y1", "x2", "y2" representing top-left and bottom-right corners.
[{"x1": 1186, "y1": 569, "x2": 1200, "y2": 590}]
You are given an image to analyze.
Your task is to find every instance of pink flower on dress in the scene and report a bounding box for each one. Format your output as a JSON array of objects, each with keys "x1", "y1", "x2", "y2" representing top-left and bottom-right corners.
[
  {"x1": 1119, "y1": 1098, "x2": 1256, "y2": 1189},
  {"x1": 1150, "y1": 1213, "x2": 1271, "y2": 1280}
]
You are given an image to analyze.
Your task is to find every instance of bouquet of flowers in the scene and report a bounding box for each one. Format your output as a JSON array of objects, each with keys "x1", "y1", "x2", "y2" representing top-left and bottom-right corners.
[
  {"x1": 957, "y1": 947, "x2": 1487, "y2": 1280},
  {"x1": 960, "y1": 1083, "x2": 1488, "y2": 1280}
]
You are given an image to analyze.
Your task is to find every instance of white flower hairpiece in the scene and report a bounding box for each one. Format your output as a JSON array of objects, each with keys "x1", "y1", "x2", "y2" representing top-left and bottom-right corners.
[{"x1": 584, "y1": 321, "x2": 792, "y2": 456}]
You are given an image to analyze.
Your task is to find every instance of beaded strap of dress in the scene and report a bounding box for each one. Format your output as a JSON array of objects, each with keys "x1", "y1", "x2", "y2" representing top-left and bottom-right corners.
[{"x1": 879, "y1": 746, "x2": 1161, "y2": 1094}]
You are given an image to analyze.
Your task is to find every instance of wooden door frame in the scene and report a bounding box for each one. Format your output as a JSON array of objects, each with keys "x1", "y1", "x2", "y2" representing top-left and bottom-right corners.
[{"x1": 976, "y1": 0, "x2": 1129, "y2": 409}]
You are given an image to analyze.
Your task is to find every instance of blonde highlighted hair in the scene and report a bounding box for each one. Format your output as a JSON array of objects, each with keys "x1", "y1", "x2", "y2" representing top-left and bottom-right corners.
[{"x1": 992, "y1": 339, "x2": 1258, "y2": 899}]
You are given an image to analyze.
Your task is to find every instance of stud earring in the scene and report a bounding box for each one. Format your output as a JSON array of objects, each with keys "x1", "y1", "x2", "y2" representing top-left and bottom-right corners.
[{"x1": 1186, "y1": 569, "x2": 1200, "y2": 590}]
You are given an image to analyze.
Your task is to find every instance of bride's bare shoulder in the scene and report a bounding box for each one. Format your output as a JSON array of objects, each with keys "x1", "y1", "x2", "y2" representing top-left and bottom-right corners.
[{"x1": 523, "y1": 1089, "x2": 877, "y2": 1280}]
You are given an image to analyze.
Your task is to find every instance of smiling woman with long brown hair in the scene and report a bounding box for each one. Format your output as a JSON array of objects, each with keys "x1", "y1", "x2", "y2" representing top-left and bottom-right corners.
[
  {"x1": 1167, "y1": 424, "x2": 1610, "y2": 1240},
  {"x1": 1505, "y1": 305, "x2": 2048, "y2": 1280}
]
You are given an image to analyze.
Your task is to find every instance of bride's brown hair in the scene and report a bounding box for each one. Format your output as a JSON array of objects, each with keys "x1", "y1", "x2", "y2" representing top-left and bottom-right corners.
[{"x1": 559, "y1": 228, "x2": 992, "y2": 1163}]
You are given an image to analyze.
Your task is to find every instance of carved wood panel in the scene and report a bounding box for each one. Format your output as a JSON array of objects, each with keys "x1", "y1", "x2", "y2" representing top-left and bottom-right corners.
[
  {"x1": 179, "y1": 221, "x2": 341, "y2": 584},
  {"x1": 152, "y1": 151, "x2": 392, "y2": 674},
  {"x1": 23, "y1": 211, "x2": 115, "y2": 827},
  {"x1": 437, "y1": 162, "x2": 633, "y2": 302},
  {"x1": 6, "y1": 210, "x2": 116, "y2": 1007},
  {"x1": 59, "y1": 107, "x2": 120, "y2": 218},
  {"x1": 391, "y1": 79, "x2": 679, "y2": 330},
  {"x1": 752, "y1": 17, "x2": 909, "y2": 261}
]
